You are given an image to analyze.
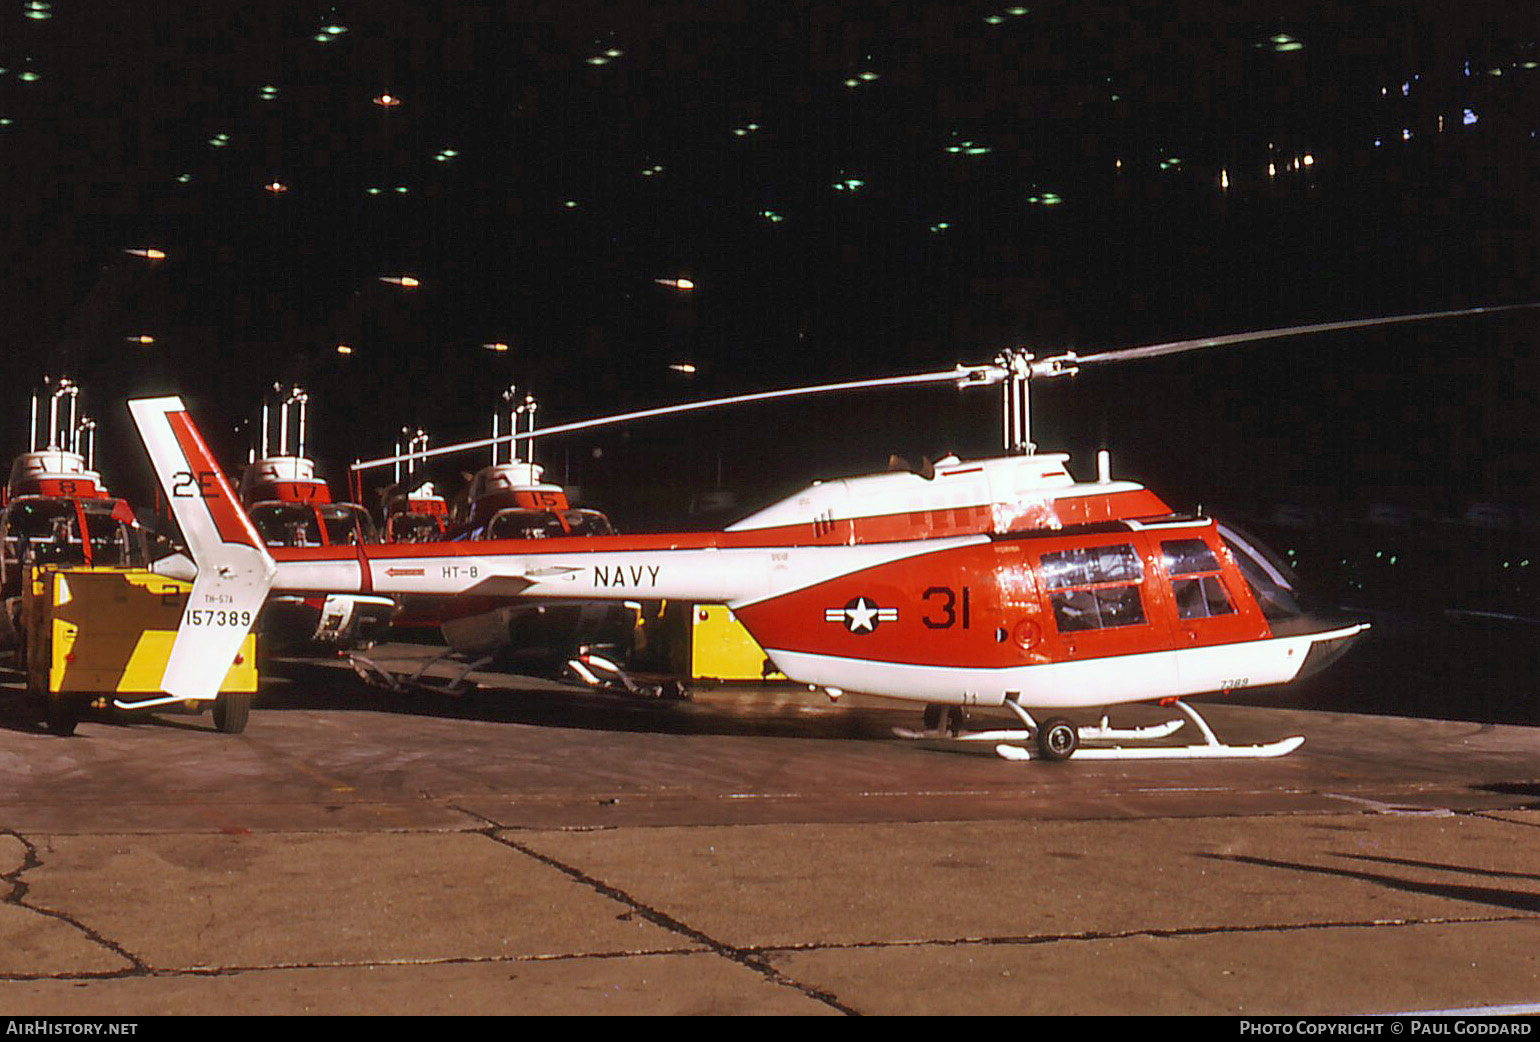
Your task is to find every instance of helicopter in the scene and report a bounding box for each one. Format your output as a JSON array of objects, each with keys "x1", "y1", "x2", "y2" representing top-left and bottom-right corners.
[
  {"x1": 236, "y1": 385, "x2": 397, "y2": 649},
  {"x1": 365, "y1": 389, "x2": 634, "y2": 676},
  {"x1": 1, "y1": 379, "x2": 150, "y2": 652},
  {"x1": 125, "y1": 303, "x2": 1534, "y2": 759}
]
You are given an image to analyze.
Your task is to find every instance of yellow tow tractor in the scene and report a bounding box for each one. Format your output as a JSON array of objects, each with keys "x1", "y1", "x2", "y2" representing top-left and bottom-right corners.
[
  {"x1": 0, "y1": 380, "x2": 261, "y2": 735},
  {"x1": 20, "y1": 565, "x2": 258, "y2": 736}
]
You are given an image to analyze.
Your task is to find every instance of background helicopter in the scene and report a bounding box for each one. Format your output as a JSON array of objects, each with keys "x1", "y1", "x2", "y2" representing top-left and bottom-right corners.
[
  {"x1": 1, "y1": 378, "x2": 150, "y2": 652},
  {"x1": 126, "y1": 303, "x2": 1536, "y2": 759}
]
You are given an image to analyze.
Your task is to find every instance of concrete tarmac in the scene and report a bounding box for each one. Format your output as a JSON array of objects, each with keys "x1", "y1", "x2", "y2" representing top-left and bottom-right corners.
[{"x1": 0, "y1": 659, "x2": 1538, "y2": 1016}]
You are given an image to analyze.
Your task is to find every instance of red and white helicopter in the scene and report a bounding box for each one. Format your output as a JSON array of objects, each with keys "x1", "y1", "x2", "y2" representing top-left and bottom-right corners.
[
  {"x1": 127, "y1": 304, "x2": 1532, "y2": 759},
  {"x1": 233, "y1": 386, "x2": 398, "y2": 649},
  {"x1": 366, "y1": 389, "x2": 633, "y2": 675},
  {"x1": 2, "y1": 379, "x2": 149, "y2": 651}
]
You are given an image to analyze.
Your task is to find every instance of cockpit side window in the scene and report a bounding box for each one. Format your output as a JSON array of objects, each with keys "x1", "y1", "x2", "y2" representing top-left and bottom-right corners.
[
  {"x1": 1161, "y1": 538, "x2": 1236, "y2": 619},
  {"x1": 251, "y1": 504, "x2": 323, "y2": 548},
  {"x1": 320, "y1": 505, "x2": 377, "y2": 546}
]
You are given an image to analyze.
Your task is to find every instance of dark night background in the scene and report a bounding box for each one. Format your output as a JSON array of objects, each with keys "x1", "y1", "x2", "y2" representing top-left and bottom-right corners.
[{"x1": 2, "y1": 0, "x2": 1537, "y2": 529}]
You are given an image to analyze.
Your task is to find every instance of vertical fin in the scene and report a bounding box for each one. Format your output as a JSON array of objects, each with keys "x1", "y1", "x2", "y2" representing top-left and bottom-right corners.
[{"x1": 128, "y1": 397, "x2": 276, "y2": 701}]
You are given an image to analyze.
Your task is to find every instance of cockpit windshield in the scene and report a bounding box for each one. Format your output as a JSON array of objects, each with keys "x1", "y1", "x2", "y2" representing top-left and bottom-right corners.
[
  {"x1": 484, "y1": 508, "x2": 615, "y2": 541},
  {"x1": 1, "y1": 498, "x2": 142, "y2": 580},
  {"x1": 250, "y1": 503, "x2": 377, "y2": 547},
  {"x1": 1216, "y1": 521, "x2": 1305, "y2": 621}
]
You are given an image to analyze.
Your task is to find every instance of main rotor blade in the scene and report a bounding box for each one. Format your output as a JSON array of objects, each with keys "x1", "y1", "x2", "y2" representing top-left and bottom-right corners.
[
  {"x1": 1076, "y1": 302, "x2": 1540, "y2": 366},
  {"x1": 350, "y1": 367, "x2": 988, "y2": 473}
]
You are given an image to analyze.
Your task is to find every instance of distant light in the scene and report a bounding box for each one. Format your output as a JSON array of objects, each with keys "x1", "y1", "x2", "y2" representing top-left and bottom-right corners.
[
  {"x1": 1026, "y1": 192, "x2": 1062, "y2": 206},
  {"x1": 833, "y1": 177, "x2": 865, "y2": 191},
  {"x1": 1006, "y1": 5, "x2": 1029, "y2": 13},
  {"x1": 604, "y1": 48, "x2": 623, "y2": 58},
  {"x1": 654, "y1": 277, "x2": 695, "y2": 291},
  {"x1": 1268, "y1": 161, "x2": 1277, "y2": 177},
  {"x1": 1463, "y1": 108, "x2": 1479, "y2": 126},
  {"x1": 843, "y1": 78, "x2": 861, "y2": 88},
  {"x1": 176, "y1": 173, "x2": 193, "y2": 183},
  {"x1": 264, "y1": 181, "x2": 288, "y2": 194},
  {"x1": 669, "y1": 363, "x2": 697, "y2": 374},
  {"x1": 128, "y1": 334, "x2": 155, "y2": 345},
  {"x1": 483, "y1": 342, "x2": 510, "y2": 353},
  {"x1": 124, "y1": 248, "x2": 167, "y2": 260},
  {"x1": 373, "y1": 93, "x2": 401, "y2": 108},
  {"x1": 379, "y1": 275, "x2": 420, "y2": 288},
  {"x1": 928, "y1": 221, "x2": 951, "y2": 233},
  {"x1": 563, "y1": 199, "x2": 579, "y2": 209},
  {"x1": 259, "y1": 85, "x2": 279, "y2": 101},
  {"x1": 1402, "y1": 127, "x2": 1412, "y2": 141},
  {"x1": 1220, "y1": 168, "x2": 1230, "y2": 190},
  {"x1": 758, "y1": 209, "x2": 784, "y2": 223},
  {"x1": 208, "y1": 133, "x2": 230, "y2": 148},
  {"x1": 586, "y1": 56, "x2": 609, "y2": 66},
  {"x1": 18, "y1": 71, "x2": 40, "y2": 83},
  {"x1": 984, "y1": 14, "x2": 1005, "y2": 24},
  {"x1": 366, "y1": 186, "x2": 382, "y2": 195},
  {"x1": 858, "y1": 71, "x2": 879, "y2": 82},
  {"x1": 1302, "y1": 153, "x2": 1315, "y2": 166},
  {"x1": 640, "y1": 163, "x2": 664, "y2": 177},
  {"x1": 336, "y1": 344, "x2": 353, "y2": 355},
  {"x1": 23, "y1": 1, "x2": 51, "y2": 20},
  {"x1": 434, "y1": 148, "x2": 459, "y2": 162},
  {"x1": 0, "y1": 118, "x2": 12, "y2": 127},
  {"x1": 1275, "y1": 41, "x2": 1304, "y2": 52}
]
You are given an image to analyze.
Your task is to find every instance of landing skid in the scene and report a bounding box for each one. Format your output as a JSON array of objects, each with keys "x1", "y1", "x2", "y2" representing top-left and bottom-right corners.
[
  {"x1": 344, "y1": 646, "x2": 690, "y2": 701},
  {"x1": 348, "y1": 648, "x2": 496, "y2": 696},
  {"x1": 564, "y1": 651, "x2": 690, "y2": 700},
  {"x1": 895, "y1": 699, "x2": 1304, "y2": 762}
]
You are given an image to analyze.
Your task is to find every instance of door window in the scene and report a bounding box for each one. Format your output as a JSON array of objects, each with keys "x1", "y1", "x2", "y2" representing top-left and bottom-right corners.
[
  {"x1": 1161, "y1": 538, "x2": 1235, "y2": 619},
  {"x1": 1040, "y1": 544, "x2": 1146, "y2": 632}
]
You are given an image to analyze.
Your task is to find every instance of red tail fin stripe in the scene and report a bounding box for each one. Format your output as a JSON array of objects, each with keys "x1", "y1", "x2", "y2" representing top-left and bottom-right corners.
[{"x1": 165, "y1": 411, "x2": 266, "y2": 550}]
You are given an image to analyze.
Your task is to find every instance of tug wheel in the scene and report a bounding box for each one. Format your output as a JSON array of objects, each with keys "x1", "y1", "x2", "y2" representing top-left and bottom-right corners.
[
  {"x1": 212, "y1": 692, "x2": 252, "y2": 734},
  {"x1": 44, "y1": 693, "x2": 80, "y2": 737},
  {"x1": 1037, "y1": 717, "x2": 1078, "y2": 761}
]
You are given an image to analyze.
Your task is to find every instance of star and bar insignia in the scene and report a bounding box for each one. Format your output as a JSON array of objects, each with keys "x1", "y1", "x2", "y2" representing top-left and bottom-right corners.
[{"x1": 824, "y1": 596, "x2": 898, "y2": 634}]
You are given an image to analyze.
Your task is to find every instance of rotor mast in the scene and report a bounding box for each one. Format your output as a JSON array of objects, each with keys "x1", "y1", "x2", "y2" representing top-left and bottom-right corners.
[{"x1": 995, "y1": 348, "x2": 1079, "y2": 455}]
